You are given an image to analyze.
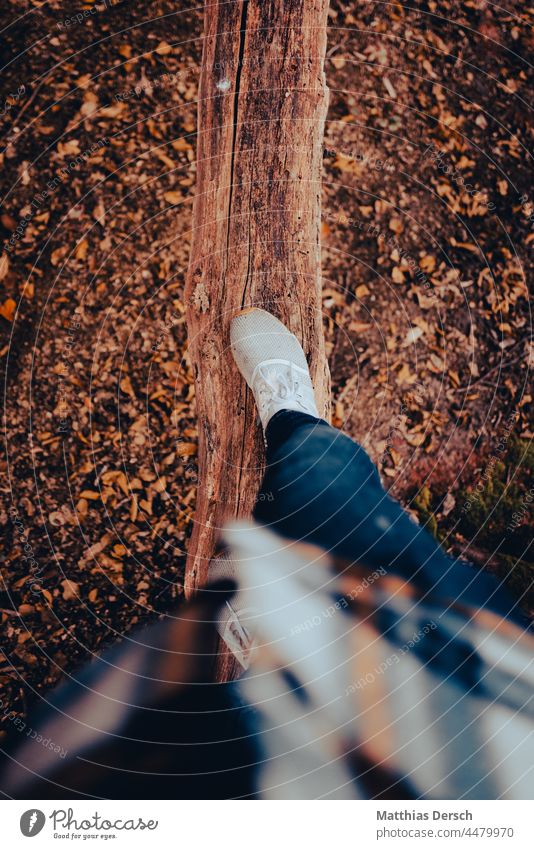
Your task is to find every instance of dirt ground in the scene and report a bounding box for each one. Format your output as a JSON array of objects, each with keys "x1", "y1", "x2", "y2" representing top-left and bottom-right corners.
[{"x1": 0, "y1": 0, "x2": 532, "y2": 737}]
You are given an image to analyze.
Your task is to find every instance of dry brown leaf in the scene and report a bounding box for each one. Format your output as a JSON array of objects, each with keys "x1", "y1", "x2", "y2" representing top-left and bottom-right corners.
[
  {"x1": 175, "y1": 442, "x2": 196, "y2": 457},
  {"x1": 101, "y1": 470, "x2": 130, "y2": 495},
  {"x1": 156, "y1": 151, "x2": 175, "y2": 170},
  {"x1": 171, "y1": 138, "x2": 193, "y2": 152},
  {"x1": 130, "y1": 496, "x2": 139, "y2": 523},
  {"x1": 57, "y1": 140, "x2": 80, "y2": 157},
  {"x1": 80, "y1": 92, "x2": 99, "y2": 118},
  {"x1": 152, "y1": 476, "x2": 167, "y2": 493},
  {"x1": 164, "y1": 191, "x2": 182, "y2": 204},
  {"x1": 93, "y1": 202, "x2": 105, "y2": 224},
  {"x1": 349, "y1": 321, "x2": 372, "y2": 333},
  {"x1": 100, "y1": 104, "x2": 126, "y2": 119},
  {"x1": 79, "y1": 490, "x2": 100, "y2": 501},
  {"x1": 403, "y1": 326, "x2": 424, "y2": 346},
  {"x1": 428, "y1": 354, "x2": 445, "y2": 372},
  {"x1": 419, "y1": 254, "x2": 436, "y2": 272},
  {"x1": 75, "y1": 240, "x2": 88, "y2": 261},
  {"x1": 0, "y1": 253, "x2": 9, "y2": 282},
  {"x1": 156, "y1": 41, "x2": 172, "y2": 56},
  {"x1": 331, "y1": 55, "x2": 346, "y2": 69},
  {"x1": 120, "y1": 375, "x2": 135, "y2": 398},
  {"x1": 61, "y1": 579, "x2": 80, "y2": 601},
  {"x1": 396, "y1": 363, "x2": 417, "y2": 384},
  {"x1": 0, "y1": 298, "x2": 16, "y2": 322},
  {"x1": 332, "y1": 154, "x2": 361, "y2": 175},
  {"x1": 404, "y1": 431, "x2": 425, "y2": 447}
]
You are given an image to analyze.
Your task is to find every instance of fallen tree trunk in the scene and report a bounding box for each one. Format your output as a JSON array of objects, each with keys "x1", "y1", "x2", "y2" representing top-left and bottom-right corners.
[{"x1": 184, "y1": 0, "x2": 331, "y2": 616}]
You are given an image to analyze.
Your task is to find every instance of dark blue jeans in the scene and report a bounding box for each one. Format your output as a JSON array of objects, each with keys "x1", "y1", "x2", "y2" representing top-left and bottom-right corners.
[{"x1": 254, "y1": 411, "x2": 520, "y2": 621}]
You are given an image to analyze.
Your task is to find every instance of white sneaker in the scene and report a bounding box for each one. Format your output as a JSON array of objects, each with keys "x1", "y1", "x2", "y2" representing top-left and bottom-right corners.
[{"x1": 230, "y1": 308, "x2": 319, "y2": 431}]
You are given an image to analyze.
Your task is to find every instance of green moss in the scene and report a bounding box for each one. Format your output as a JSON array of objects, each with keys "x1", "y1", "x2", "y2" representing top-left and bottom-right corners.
[
  {"x1": 452, "y1": 436, "x2": 533, "y2": 606},
  {"x1": 457, "y1": 436, "x2": 533, "y2": 552},
  {"x1": 410, "y1": 437, "x2": 533, "y2": 610},
  {"x1": 413, "y1": 485, "x2": 439, "y2": 540},
  {"x1": 499, "y1": 555, "x2": 534, "y2": 607}
]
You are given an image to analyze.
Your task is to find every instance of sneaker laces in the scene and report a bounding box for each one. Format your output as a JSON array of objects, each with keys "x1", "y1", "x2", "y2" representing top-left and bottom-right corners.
[{"x1": 256, "y1": 362, "x2": 309, "y2": 413}]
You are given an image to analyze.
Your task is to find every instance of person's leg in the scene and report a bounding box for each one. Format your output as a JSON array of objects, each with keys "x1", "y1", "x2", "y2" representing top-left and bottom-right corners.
[
  {"x1": 230, "y1": 308, "x2": 521, "y2": 620},
  {"x1": 254, "y1": 409, "x2": 520, "y2": 620}
]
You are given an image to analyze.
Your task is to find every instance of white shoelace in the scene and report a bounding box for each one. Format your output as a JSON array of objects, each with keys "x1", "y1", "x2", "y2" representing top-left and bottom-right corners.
[{"x1": 255, "y1": 361, "x2": 311, "y2": 415}]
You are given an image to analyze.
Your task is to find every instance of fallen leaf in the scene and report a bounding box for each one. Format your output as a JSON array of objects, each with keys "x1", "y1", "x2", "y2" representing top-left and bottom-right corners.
[
  {"x1": 155, "y1": 41, "x2": 172, "y2": 56},
  {"x1": 51, "y1": 245, "x2": 68, "y2": 266},
  {"x1": 140, "y1": 499, "x2": 152, "y2": 514},
  {"x1": 442, "y1": 492, "x2": 456, "y2": 516},
  {"x1": 0, "y1": 298, "x2": 16, "y2": 322},
  {"x1": 164, "y1": 191, "x2": 182, "y2": 204},
  {"x1": 383, "y1": 76, "x2": 397, "y2": 98},
  {"x1": 171, "y1": 138, "x2": 193, "y2": 152},
  {"x1": 80, "y1": 92, "x2": 99, "y2": 118},
  {"x1": 331, "y1": 55, "x2": 346, "y2": 70},
  {"x1": 49, "y1": 511, "x2": 65, "y2": 527},
  {"x1": 403, "y1": 326, "x2": 424, "y2": 346},
  {"x1": 156, "y1": 151, "x2": 175, "y2": 170},
  {"x1": 419, "y1": 254, "x2": 436, "y2": 272},
  {"x1": 93, "y1": 202, "x2": 105, "y2": 224},
  {"x1": 175, "y1": 442, "x2": 196, "y2": 457},
  {"x1": 448, "y1": 369, "x2": 461, "y2": 387},
  {"x1": 61, "y1": 579, "x2": 80, "y2": 601},
  {"x1": 396, "y1": 363, "x2": 417, "y2": 384},
  {"x1": 350, "y1": 321, "x2": 372, "y2": 333},
  {"x1": 0, "y1": 253, "x2": 9, "y2": 282},
  {"x1": 428, "y1": 353, "x2": 445, "y2": 373},
  {"x1": 152, "y1": 476, "x2": 167, "y2": 493},
  {"x1": 75, "y1": 240, "x2": 88, "y2": 261},
  {"x1": 79, "y1": 490, "x2": 100, "y2": 500},
  {"x1": 100, "y1": 104, "x2": 126, "y2": 119},
  {"x1": 120, "y1": 375, "x2": 135, "y2": 398},
  {"x1": 57, "y1": 140, "x2": 81, "y2": 157},
  {"x1": 404, "y1": 431, "x2": 425, "y2": 447}
]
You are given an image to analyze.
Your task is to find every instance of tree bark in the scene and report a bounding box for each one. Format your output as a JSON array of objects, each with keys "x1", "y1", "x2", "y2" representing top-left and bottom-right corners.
[{"x1": 184, "y1": 0, "x2": 331, "y2": 611}]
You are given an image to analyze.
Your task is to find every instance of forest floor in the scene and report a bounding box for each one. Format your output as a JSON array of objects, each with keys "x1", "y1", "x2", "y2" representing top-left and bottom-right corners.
[{"x1": 0, "y1": 0, "x2": 532, "y2": 736}]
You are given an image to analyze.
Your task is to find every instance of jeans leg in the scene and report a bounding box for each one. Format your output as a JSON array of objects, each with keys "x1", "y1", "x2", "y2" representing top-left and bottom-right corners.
[{"x1": 254, "y1": 410, "x2": 520, "y2": 620}]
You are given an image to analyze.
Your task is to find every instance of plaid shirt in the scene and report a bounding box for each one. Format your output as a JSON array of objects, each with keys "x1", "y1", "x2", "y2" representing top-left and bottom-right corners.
[
  {"x1": 227, "y1": 523, "x2": 534, "y2": 800},
  {"x1": 3, "y1": 523, "x2": 532, "y2": 799}
]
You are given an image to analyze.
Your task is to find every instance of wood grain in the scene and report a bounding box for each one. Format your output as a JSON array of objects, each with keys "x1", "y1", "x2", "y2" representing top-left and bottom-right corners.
[{"x1": 184, "y1": 0, "x2": 331, "y2": 657}]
